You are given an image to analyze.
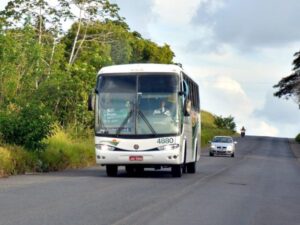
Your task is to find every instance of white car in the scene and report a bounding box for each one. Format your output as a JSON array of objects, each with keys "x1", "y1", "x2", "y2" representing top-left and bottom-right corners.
[{"x1": 209, "y1": 136, "x2": 237, "y2": 157}]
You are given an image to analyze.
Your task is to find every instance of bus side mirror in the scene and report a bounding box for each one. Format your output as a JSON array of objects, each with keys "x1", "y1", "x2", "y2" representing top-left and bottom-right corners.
[
  {"x1": 184, "y1": 99, "x2": 191, "y2": 116},
  {"x1": 88, "y1": 91, "x2": 95, "y2": 111}
]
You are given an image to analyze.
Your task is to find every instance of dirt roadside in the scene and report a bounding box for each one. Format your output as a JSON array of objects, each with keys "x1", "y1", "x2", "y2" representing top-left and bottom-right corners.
[{"x1": 289, "y1": 139, "x2": 300, "y2": 162}]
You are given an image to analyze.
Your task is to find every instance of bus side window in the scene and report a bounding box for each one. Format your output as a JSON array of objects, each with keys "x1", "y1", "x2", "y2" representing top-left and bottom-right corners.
[{"x1": 183, "y1": 80, "x2": 189, "y2": 98}]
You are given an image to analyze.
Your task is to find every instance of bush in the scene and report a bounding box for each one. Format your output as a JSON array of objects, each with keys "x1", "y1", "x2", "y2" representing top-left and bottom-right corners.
[
  {"x1": 0, "y1": 145, "x2": 40, "y2": 177},
  {"x1": 214, "y1": 115, "x2": 236, "y2": 132},
  {"x1": 40, "y1": 129, "x2": 95, "y2": 171},
  {"x1": 296, "y1": 133, "x2": 300, "y2": 143},
  {"x1": 0, "y1": 103, "x2": 54, "y2": 151},
  {"x1": 0, "y1": 147, "x2": 13, "y2": 177}
]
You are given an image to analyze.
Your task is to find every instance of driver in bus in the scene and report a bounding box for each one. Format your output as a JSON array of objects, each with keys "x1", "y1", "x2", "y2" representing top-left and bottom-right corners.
[{"x1": 153, "y1": 100, "x2": 171, "y2": 116}]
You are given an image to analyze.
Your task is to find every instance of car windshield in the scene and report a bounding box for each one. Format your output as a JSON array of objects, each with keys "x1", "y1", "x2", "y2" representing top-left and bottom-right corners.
[
  {"x1": 95, "y1": 74, "x2": 180, "y2": 136},
  {"x1": 212, "y1": 137, "x2": 233, "y2": 143}
]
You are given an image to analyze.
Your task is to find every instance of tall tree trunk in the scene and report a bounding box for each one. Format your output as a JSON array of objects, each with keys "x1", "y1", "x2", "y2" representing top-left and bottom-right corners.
[
  {"x1": 71, "y1": 25, "x2": 88, "y2": 65},
  {"x1": 39, "y1": 5, "x2": 42, "y2": 45},
  {"x1": 49, "y1": 39, "x2": 57, "y2": 77},
  {"x1": 69, "y1": 7, "x2": 82, "y2": 65}
]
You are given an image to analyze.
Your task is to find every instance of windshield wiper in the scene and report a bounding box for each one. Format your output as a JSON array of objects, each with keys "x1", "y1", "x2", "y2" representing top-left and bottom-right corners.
[
  {"x1": 138, "y1": 110, "x2": 157, "y2": 135},
  {"x1": 116, "y1": 109, "x2": 133, "y2": 136}
]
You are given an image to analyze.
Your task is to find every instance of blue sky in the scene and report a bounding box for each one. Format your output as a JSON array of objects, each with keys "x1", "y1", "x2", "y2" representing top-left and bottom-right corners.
[{"x1": 1, "y1": 0, "x2": 300, "y2": 137}]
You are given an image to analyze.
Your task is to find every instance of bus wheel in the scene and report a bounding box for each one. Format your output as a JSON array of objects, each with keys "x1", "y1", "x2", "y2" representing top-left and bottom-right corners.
[
  {"x1": 187, "y1": 161, "x2": 196, "y2": 173},
  {"x1": 187, "y1": 146, "x2": 197, "y2": 173},
  {"x1": 106, "y1": 165, "x2": 118, "y2": 177},
  {"x1": 182, "y1": 146, "x2": 187, "y2": 173},
  {"x1": 171, "y1": 165, "x2": 182, "y2": 177}
]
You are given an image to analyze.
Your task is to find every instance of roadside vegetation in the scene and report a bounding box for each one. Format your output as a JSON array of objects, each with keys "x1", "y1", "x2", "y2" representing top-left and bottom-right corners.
[
  {"x1": 0, "y1": 128, "x2": 95, "y2": 177},
  {"x1": 296, "y1": 133, "x2": 300, "y2": 143}
]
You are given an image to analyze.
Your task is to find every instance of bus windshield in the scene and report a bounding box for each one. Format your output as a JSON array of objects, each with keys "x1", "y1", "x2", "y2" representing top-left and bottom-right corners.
[{"x1": 96, "y1": 73, "x2": 180, "y2": 137}]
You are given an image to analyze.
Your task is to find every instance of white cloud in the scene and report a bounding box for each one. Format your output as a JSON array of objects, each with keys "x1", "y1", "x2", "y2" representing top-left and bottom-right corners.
[
  {"x1": 247, "y1": 121, "x2": 279, "y2": 137},
  {"x1": 212, "y1": 76, "x2": 245, "y2": 94},
  {"x1": 152, "y1": 0, "x2": 204, "y2": 25},
  {"x1": 201, "y1": 75, "x2": 253, "y2": 117}
]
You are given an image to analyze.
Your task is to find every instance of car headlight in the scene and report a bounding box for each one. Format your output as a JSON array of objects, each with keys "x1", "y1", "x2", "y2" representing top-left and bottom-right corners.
[
  {"x1": 158, "y1": 144, "x2": 179, "y2": 151},
  {"x1": 95, "y1": 144, "x2": 115, "y2": 151},
  {"x1": 211, "y1": 145, "x2": 216, "y2": 149},
  {"x1": 227, "y1": 146, "x2": 233, "y2": 150}
]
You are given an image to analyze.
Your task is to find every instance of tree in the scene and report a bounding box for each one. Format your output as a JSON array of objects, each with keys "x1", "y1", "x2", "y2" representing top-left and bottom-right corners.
[
  {"x1": 0, "y1": 0, "x2": 74, "y2": 89},
  {"x1": 214, "y1": 115, "x2": 236, "y2": 132},
  {"x1": 0, "y1": 0, "x2": 73, "y2": 44},
  {"x1": 67, "y1": 0, "x2": 123, "y2": 65},
  {"x1": 274, "y1": 50, "x2": 300, "y2": 108}
]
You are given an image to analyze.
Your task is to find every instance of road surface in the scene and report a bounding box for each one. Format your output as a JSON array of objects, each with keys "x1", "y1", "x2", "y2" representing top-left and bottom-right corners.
[{"x1": 0, "y1": 136, "x2": 300, "y2": 225}]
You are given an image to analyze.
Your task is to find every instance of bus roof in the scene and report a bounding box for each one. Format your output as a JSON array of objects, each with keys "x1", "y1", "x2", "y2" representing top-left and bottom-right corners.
[{"x1": 98, "y1": 63, "x2": 183, "y2": 75}]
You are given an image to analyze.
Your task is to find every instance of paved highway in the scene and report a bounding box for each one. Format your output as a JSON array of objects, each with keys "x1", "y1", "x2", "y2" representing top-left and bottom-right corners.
[{"x1": 0, "y1": 136, "x2": 300, "y2": 225}]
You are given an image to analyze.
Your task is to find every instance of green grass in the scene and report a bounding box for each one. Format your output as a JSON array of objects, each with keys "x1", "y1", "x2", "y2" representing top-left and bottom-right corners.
[
  {"x1": 201, "y1": 110, "x2": 217, "y2": 128},
  {"x1": 201, "y1": 111, "x2": 236, "y2": 147}
]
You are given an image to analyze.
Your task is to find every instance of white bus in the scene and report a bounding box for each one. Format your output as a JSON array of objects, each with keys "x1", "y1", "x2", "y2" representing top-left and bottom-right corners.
[{"x1": 88, "y1": 64, "x2": 200, "y2": 177}]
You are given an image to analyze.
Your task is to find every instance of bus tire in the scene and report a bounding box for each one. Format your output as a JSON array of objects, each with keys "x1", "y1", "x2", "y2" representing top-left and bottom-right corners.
[
  {"x1": 187, "y1": 145, "x2": 197, "y2": 173},
  {"x1": 171, "y1": 165, "x2": 182, "y2": 177},
  {"x1": 186, "y1": 162, "x2": 196, "y2": 173},
  {"x1": 106, "y1": 165, "x2": 118, "y2": 177},
  {"x1": 183, "y1": 148, "x2": 187, "y2": 173}
]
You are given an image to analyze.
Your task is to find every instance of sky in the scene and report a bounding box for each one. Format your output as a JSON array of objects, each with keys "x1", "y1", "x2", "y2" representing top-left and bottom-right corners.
[{"x1": 1, "y1": 0, "x2": 300, "y2": 137}]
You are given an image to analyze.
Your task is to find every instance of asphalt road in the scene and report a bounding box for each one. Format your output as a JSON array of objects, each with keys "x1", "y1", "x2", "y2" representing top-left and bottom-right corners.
[{"x1": 1, "y1": 136, "x2": 300, "y2": 225}]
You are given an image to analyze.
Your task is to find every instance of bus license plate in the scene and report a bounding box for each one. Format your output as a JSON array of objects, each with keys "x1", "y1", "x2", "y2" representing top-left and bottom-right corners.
[{"x1": 129, "y1": 156, "x2": 143, "y2": 161}]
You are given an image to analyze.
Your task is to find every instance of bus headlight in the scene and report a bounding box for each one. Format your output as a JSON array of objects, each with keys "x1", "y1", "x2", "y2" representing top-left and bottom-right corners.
[
  {"x1": 158, "y1": 144, "x2": 179, "y2": 151},
  {"x1": 95, "y1": 144, "x2": 115, "y2": 151}
]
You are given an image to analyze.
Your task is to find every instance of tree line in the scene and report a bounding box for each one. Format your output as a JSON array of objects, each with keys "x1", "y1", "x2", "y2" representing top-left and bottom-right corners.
[{"x1": 0, "y1": 0, "x2": 175, "y2": 150}]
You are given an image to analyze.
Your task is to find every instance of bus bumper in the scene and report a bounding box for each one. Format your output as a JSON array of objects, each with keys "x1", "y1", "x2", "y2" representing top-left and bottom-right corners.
[{"x1": 95, "y1": 149, "x2": 182, "y2": 166}]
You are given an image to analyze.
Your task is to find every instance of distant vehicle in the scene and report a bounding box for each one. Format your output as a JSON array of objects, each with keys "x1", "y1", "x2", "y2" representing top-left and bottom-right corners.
[
  {"x1": 209, "y1": 136, "x2": 237, "y2": 157},
  {"x1": 241, "y1": 126, "x2": 246, "y2": 137},
  {"x1": 88, "y1": 63, "x2": 201, "y2": 177}
]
